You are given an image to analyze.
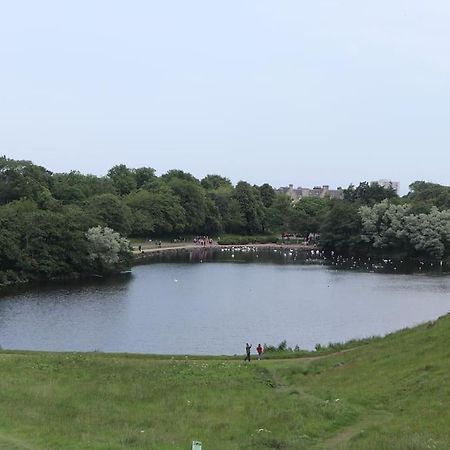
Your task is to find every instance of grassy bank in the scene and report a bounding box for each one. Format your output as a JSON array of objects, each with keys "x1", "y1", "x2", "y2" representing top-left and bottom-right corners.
[
  {"x1": 217, "y1": 234, "x2": 280, "y2": 245},
  {"x1": 1, "y1": 315, "x2": 450, "y2": 449},
  {"x1": 129, "y1": 235, "x2": 283, "y2": 248}
]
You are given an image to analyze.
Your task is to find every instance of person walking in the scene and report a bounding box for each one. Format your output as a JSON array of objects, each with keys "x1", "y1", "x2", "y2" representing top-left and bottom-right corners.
[
  {"x1": 244, "y1": 343, "x2": 252, "y2": 362},
  {"x1": 256, "y1": 343, "x2": 263, "y2": 360}
]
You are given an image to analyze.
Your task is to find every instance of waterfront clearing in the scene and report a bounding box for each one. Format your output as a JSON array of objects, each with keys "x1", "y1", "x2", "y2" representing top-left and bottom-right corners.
[{"x1": 131, "y1": 241, "x2": 314, "y2": 256}]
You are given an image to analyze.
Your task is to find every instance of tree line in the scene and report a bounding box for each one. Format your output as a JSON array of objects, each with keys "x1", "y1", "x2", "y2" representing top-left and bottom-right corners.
[{"x1": 1, "y1": 156, "x2": 450, "y2": 284}]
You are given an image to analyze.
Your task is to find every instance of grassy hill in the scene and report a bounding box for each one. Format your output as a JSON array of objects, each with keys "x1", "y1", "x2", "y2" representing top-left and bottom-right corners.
[{"x1": 1, "y1": 314, "x2": 450, "y2": 449}]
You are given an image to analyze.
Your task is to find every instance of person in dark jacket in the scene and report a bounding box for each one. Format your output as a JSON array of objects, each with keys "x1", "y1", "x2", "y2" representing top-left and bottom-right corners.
[{"x1": 244, "y1": 343, "x2": 252, "y2": 362}]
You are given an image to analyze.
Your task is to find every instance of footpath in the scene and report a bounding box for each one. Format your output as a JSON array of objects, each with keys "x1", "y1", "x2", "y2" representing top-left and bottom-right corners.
[{"x1": 132, "y1": 242, "x2": 315, "y2": 256}]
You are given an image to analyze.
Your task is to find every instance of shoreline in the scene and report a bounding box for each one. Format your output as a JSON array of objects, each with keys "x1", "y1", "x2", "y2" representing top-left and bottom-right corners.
[
  {"x1": 132, "y1": 242, "x2": 316, "y2": 258},
  {"x1": 0, "y1": 243, "x2": 314, "y2": 289}
]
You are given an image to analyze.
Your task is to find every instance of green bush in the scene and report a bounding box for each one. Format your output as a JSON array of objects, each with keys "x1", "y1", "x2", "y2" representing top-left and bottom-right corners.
[
  {"x1": 264, "y1": 340, "x2": 304, "y2": 354},
  {"x1": 0, "y1": 270, "x2": 23, "y2": 285}
]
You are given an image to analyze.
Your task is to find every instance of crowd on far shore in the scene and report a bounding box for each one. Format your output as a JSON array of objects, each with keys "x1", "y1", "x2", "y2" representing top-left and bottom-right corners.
[{"x1": 193, "y1": 236, "x2": 214, "y2": 246}]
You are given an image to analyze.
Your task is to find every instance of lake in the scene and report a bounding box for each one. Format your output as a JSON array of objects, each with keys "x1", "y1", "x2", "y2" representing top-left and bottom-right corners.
[{"x1": 1, "y1": 248, "x2": 450, "y2": 355}]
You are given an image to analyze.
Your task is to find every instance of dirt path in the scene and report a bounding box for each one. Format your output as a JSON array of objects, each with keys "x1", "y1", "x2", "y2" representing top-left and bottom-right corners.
[
  {"x1": 132, "y1": 242, "x2": 315, "y2": 255},
  {"x1": 132, "y1": 244, "x2": 199, "y2": 254},
  {"x1": 266, "y1": 346, "x2": 363, "y2": 364},
  {"x1": 265, "y1": 346, "x2": 384, "y2": 450},
  {"x1": 320, "y1": 410, "x2": 393, "y2": 449}
]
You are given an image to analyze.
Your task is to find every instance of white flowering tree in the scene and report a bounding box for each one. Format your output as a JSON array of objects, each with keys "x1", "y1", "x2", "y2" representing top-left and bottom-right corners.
[
  {"x1": 86, "y1": 226, "x2": 131, "y2": 273},
  {"x1": 360, "y1": 200, "x2": 410, "y2": 250},
  {"x1": 405, "y1": 208, "x2": 450, "y2": 258},
  {"x1": 360, "y1": 200, "x2": 450, "y2": 258}
]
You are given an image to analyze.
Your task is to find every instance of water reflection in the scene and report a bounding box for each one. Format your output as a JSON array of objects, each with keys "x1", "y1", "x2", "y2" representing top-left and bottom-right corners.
[
  {"x1": 1, "y1": 250, "x2": 450, "y2": 355},
  {"x1": 138, "y1": 247, "x2": 450, "y2": 274}
]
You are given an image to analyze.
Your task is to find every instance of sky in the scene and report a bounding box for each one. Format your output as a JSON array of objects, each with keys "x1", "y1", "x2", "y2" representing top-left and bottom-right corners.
[{"x1": 1, "y1": 1, "x2": 450, "y2": 194}]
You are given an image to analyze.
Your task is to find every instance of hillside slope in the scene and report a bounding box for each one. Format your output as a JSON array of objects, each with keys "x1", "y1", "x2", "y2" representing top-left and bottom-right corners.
[{"x1": 0, "y1": 314, "x2": 449, "y2": 449}]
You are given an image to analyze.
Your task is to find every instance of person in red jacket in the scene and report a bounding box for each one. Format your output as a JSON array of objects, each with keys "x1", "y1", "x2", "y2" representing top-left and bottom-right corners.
[{"x1": 256, "y1": 343, "x2": 263, "y2": 360}]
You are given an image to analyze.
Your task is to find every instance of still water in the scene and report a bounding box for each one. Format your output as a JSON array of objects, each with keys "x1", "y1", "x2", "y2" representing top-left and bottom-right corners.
[{"x1": 1, "y1": 249, "x2": 450, "y2": 355}]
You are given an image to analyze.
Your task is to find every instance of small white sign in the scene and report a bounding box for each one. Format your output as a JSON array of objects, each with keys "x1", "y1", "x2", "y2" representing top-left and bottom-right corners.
[{"x1": 192, "y1": 441, "x2": 202, "y2": 450}]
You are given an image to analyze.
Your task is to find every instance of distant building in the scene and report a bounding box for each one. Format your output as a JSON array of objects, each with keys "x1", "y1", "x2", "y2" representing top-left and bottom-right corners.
[
  {"x1": 373, "y1": 179, "x2": 400, "y2": 194},
  {"x1": 276, "y1": 184, "x2": 344, "y2": 202}
]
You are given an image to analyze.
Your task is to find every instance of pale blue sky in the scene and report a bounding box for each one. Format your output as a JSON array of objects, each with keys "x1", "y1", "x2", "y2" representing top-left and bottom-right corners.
[{"x1": 1, "y1": 1, "x2": 450, "y2": 193}]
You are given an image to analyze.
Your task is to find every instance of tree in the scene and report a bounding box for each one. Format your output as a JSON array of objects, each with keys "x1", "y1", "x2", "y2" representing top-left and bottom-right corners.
[
  {"x1": 408, "y1": 181, "x2": 450, "y2": 210},
  {"x1": 162, "y1": 169, "x2": 200, "y2": 184},
  {"x1": 0, "y1": 199, "x2": 95, "y2": 279},
  {"x1": 265, "y1": 194, "x2": 292, "y2": 232},
  {"x1": 134, "y1": 167, "x2": 156, "y2": 189},
  {"x1": 0, "y1": 200, "x2": 25, "y2": 275},
  {"x1": 359, "y1": 200, "x2": 411, "y2": 253},
  {"x1": 234, "y1": 181, "x2": 265, "y2": 234},
  {"x1": 58, "y1": 205, "x2": 96, "y2": 272},
  {"x1": 289, "y1": 207, "x2": 309, "y2": 237},
  {"x1": 203, "y1": 195, "x2": 222, "y2": 234},
  {"x1": 259, "y1": 183, "x2": 275, "y2": 208},
  {"x1": 320, "y1": 201, "x2": 366, "y2": 256},
  {"x1": 0, "y1": 157, "x2": 52, "y2": 205},
  {"x1": 291, "y1": 198, "x2": 330, "y2": 236},
  {"x1": 107, "y1": 165, "x2": 137, "y2": 196},
  {"x1": 208, "y1": 190, "x2": 244, "y2": 233},
  {"x1": 125, "y1": 186, "x2": 186, "y2": 236},
  {"x1": 51, "y1": 171, "x2": 114, "y2": 203},
  {"x1": 344, "y1": 182, "x2": 397, "y2": 206},
  {"x1": 87, "y1": 193, "x2": 132, "y2": 236},
  {"x1": 405, "y1": 209, "x2": 450, "y2": 258},
  {"x1": 165, "y1": 178, "x2": 207, "y2": 232},
  {"x1": 201, "y1": 175, "x2": 232, "y2": 191},
  {"x1": 360, "y1": 200, "x2": 450, "y2": 259},
  {"x1": 86, "y1": 226, "x2": 131, "y2": 273}
]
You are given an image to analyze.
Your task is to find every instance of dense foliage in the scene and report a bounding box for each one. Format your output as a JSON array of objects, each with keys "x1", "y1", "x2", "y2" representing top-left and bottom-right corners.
[
  {"x1": 1, "y1": 155, "x2": 450, "y2": 283},
  {"x1": 321, "y1": 183, "x2": 450, "y2": 260},
  {"x1": 360, "y1": 201, "x2": 450, "y2": 259}
]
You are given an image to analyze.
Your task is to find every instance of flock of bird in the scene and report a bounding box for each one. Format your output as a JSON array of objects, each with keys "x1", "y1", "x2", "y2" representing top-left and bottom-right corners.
[{"x1": 215, "y1": 246, "x2": 443, "y2": 273}]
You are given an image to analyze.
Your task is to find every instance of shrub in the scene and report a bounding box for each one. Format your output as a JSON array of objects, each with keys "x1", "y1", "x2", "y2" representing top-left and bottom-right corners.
[{"x1": 264, "y1": 340, "x2": 304, "y2": 354}]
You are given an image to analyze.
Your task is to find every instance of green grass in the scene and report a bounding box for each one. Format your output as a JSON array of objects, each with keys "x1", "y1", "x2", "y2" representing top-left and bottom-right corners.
[
  {"x1": 1, "y1": 315, "x2": 450, "y2": 449},
  {"x1": 217, "y1": 234, "x2": 280, "y2": 245},
  {"x1": 129, "y1": 235, "x2": 282, "y2": 247}
]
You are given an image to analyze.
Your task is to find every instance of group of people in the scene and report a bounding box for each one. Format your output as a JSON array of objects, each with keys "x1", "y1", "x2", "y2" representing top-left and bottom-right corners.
[
  {"x1": 193, "y1": 236, "x2": 214, "y2": 246},
  {"x1": 244, "y1": 343, "x2": 263, "y2": 362}
]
